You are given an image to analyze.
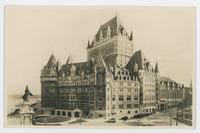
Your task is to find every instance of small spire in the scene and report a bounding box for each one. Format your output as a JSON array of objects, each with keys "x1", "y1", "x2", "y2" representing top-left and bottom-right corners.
[
  {"x1": 129, "y1": 31, "x2": 133, "y2": 41},
  {"x1": 87, "y1": 40, "x2": 90, "y2": 49},
  {"x1": 66, "y1": 56, "x2": 73, "y2": 64},
  {"x1": 155, "y1": 62, "x2": 159, "y2": 73}
]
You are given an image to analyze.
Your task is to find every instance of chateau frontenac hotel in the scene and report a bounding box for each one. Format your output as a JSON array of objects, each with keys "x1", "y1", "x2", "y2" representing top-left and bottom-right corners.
[{"x1": 40, "y1": 16, "x2": 191, "y2": 119}]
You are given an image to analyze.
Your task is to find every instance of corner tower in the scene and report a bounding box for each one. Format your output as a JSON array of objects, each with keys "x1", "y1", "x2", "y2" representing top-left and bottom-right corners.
[{"x1": 87, "y1": 15, "x2": 134, "y2": 67}]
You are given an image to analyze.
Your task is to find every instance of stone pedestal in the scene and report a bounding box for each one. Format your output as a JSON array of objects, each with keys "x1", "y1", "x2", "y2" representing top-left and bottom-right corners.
[{"x1": 19, "y1": 101, "x2": 34, "y2": 125}]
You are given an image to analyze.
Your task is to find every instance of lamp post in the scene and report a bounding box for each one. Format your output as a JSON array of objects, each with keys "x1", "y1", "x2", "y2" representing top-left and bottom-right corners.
[
  {"x1": 80, "y1": 115, "x2": 82, "y2": 125},
  {"x1": 176, "y1": 107, "x2": 178, "y2": 126},
  {"x1": 169, "y1": 113, "x2": 172, "y2": 126}
]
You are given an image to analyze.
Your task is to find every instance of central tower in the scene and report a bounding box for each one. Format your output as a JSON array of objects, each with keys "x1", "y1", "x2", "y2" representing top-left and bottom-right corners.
[{"x1": 87, "y1": 15, "x2": 134, "y2": 68}]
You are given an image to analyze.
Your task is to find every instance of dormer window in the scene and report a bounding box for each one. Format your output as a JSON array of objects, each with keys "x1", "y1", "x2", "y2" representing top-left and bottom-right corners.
[
  {"x1": 100, "y1": 30, "x2": 103, "y2": 41},
  {"x1": 70, "y1": 65, "x2": 76, "y2": 76},
  {"x1": 107, "y1": 26, "x2": 111, "y2": 39}
]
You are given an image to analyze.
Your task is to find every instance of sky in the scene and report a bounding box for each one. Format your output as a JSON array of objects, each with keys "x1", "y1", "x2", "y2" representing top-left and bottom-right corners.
[{"x1": 5, "y1": 6, "x2": 195, "y2": 95}]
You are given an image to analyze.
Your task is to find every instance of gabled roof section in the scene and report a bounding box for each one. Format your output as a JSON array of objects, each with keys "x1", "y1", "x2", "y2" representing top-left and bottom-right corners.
[
  {"x1": 126, "y1": 50, "x2": 154, "y2": 73},
  {"x1": 126, "y1": 50, "x2": 144, "y2": 70},
  {"x1": 61, "y1": 61, "x2": 95, "y2": 76}
]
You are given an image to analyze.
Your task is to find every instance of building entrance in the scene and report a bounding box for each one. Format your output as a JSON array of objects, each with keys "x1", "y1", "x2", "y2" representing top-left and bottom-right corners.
[{"x1": 75, "y1": 112, "x2": 80, "y2": 118}]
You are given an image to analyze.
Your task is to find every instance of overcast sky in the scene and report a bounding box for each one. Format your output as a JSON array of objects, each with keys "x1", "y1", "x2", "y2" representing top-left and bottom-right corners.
[{"x1": 5, "y1": 6, "x2": 195, "y2": 95}]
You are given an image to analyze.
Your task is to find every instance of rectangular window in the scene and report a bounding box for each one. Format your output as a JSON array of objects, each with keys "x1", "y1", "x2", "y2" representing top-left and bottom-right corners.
[
  {"x1": 99, "y1": 95, "x2": 102, "y2": 101},
  {"x1": 134, "y1": 104, "x2": 139, "y2": 108},
  {"x1": 127, "y1": 104, "x2": 131, "y2": 109},
  {"x1": 112, "y1": 95, "x2": 115, "y2": 101},
  {"x1": 113, "y1": 105, "x2": 115, "y2": 109},
  {"x1": 119, "y1": 95, "x2": 123, "y2": 101},
  {"x1": 119, "y1": 104, "x2": 124, "y2": 109},
  {"x1": 127, "y1": 95, "x2": 131, "y2": 100},
  {"x1": 70, "y1": 95, "x2": 76, "y2": 100},
  {"x1": 134, "y1": 95, "x2": 138, "y2": 101}
]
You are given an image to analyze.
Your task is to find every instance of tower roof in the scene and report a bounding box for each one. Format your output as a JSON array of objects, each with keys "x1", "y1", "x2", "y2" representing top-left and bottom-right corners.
[
  {"x1": 46, "y1": 54, "x2": 57, "y2": 67},
  {"x1": 94, "y1": 15, "x2": 122, "y2": 42}
]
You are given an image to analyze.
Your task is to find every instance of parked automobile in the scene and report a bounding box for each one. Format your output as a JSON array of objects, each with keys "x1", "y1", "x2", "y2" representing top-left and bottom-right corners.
[
  {"x1": 120, "y1": 116, "x2": 128, "y2": 121},
  {"x1": 107, "y1": 118, "x2": 116, "y2": 123}
]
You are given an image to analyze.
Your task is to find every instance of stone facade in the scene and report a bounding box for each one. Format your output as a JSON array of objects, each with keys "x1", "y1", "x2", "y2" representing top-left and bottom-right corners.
[
  {"x1": 40, "y1": 15, "x2": 189, "y2": 119},
  {"x1": 158, "y1": 77, "x2": 185, "y2": 111}
]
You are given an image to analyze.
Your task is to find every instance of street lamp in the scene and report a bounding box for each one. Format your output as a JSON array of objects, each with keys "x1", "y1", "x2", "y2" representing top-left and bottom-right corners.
[{"x1": 176, "y1": 107, "x2": 178, "y2": 126}]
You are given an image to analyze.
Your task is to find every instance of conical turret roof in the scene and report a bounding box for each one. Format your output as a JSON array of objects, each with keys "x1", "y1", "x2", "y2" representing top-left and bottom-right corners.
[
  {"x1": 155, "y1": 62, "x2": 159, "y2": 73},
  {"x1": 47, "y1": 54, "x2": 57, "y2": 67}
]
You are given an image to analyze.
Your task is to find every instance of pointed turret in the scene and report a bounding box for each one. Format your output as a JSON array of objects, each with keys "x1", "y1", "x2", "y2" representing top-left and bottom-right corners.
[
  {"x1": 57, "y1": 59, "x2": 61, "y2": 71},
  {"x1": 66, "y1": 56, "x2": 73, "y2": 64},
  {"x1": 155, "y1": 62, "x2": 159, "y2": 73},
  {"x1": 129, "y1": 31, "x2": 133, "y2": 41},
  {"x1": 47, "y1": 54, "x2": 57, "y2": 67},
  {"x1": 87, "y1": 40, "x2": 90, "y2": 49}
]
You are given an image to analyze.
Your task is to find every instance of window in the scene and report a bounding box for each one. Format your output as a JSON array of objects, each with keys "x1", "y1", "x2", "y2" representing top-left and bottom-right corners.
[
  {"x1": 127, "y1": 104, "x2": 131, "y2": 109},
  {"x1": 107, "y1": 96, "x2": 109, "y2": 101},
  {"x1": 51, "y1": 110, "x2": 55, "y2": 115},
  {"x1": 119, "y1": 104, "x2": 124, "y2": 109},
  {"x1": 128, "y1": 111, "x2": 131, "y2": 114},
  {"x1": 99, "y1": 88, "x2": 102, "y2": 92},
  {"x1": 57, "y1": 111, "x2": 60, "y2": 116},
  {"x1": 134, "y1": 95, "x2": 138, "y2": 101},
  {"x1": 119, "y1": 95, "x2": 123, "y2": 101},
  {"x1": 113, "y1": 105, "x2": 115, "y2": 109},
  {"x1": 70, "y1": 104, "x2": 74, "y2": 108},
  {"x1": 127, "y1": 95, "x2": 131, "y2": 100},
  {"x1": 98, "y1": 95, "x2": 102, "y2": 102},
  {"x1": 99, "y1": 106, "x2": 102, "y2": 110},
  {"x1": 112, "y1": 95, "x2": 115, "y2": 101},
  {"x1": 70, "y1": 95, "x2": 76, "y2": 100},
  {"x1": 90, "y1": 92, "x2": 94, "y2": 96},
  {"x1": 62, "y1": 111, "x2": 66, "y2": 116},
  {"x1": 134, "y1": 104, "x2": 139, "y2": 108}
]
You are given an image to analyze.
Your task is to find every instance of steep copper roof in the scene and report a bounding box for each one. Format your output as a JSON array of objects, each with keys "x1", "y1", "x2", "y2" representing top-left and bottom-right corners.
[
  {"x1": 95, "y1": 16, "x2": 119, "y2": 42},
  {"x1": 61, "y1": 61, "x2": 94, "y2": 76},
  {"x1": 41, "y1": 54, "x2": 58, "y2": 76},
  {"x1": 126, "y1": 50, "x2": 145, "y2": 70},
  {"x1": 46, "y1": 54, "x2": 57, "y2": 67},
  {"x1": 155, "y1": 62, "x2": 159, "y2": 73},
  {"x1": 126, "y1": 50, "x2": 155, "y2": 73}
]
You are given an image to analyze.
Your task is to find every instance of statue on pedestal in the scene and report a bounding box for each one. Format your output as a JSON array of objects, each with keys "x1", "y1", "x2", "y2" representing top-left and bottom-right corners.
[
  {"x1": 22, "y1": 85, "x2": 33, "y2": 102},
  {"x1": 20, "y1": 85, "x2": 34, "y2": 125}
]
